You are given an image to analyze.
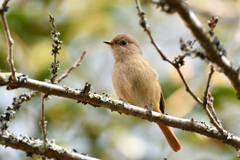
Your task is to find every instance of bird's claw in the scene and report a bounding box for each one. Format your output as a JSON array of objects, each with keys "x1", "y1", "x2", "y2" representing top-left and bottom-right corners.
[{"x1": 145, "y1": 104, "x2": 153, "y2": 117}]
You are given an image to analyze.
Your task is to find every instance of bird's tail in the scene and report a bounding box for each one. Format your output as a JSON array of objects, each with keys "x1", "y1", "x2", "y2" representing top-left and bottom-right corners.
[{"x1": 157, "y1": 123, "x2": 181, "y2": 152}]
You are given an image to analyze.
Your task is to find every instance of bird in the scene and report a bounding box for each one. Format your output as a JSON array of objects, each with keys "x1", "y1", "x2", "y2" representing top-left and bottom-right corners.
[{"x1": 103, "y1": 34, "x2": 181, "y2": 152}]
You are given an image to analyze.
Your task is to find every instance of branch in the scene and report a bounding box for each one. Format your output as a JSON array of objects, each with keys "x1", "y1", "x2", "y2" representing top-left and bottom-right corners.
[
  {"x1": 0, "y1": 130, "x2": 99, "y2": 160},
  {"x1": 0, "y1": 0, "x2": 16, "y2": 82},
  {"x1": 1, "y1": 73, "x2": 240, "y2": 149},
  {"x1": 57, "y1": 50, "x2": 87, "y2": 84},
  {"x1": 159, "y1": 0, "x2": 240, "y2": 98}
]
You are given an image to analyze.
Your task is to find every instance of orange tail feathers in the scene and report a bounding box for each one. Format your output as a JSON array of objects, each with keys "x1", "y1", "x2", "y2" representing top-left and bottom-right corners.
[{"x1": 157, "y1": 123, "x2": 181, "y2": 152}]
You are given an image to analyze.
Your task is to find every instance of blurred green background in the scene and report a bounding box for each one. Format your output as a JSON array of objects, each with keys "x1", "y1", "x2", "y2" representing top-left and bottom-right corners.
[{"x1": 0, "y1": 0, "x2": 240, "y2": 159}]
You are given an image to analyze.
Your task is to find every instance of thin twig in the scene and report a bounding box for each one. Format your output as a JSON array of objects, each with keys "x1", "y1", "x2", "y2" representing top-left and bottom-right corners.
[
  {"x1": 0, "y1": 0, "x2": 16, "y2": 82},
  {"x1": 203, "y1": 66, "x2": 214, "y2": 106},
  {"x1": 41, "y1": 93, "x2": 47, "y2": 143},
  {"x1": 202, "y1": 66, "x2": 223, "y2": 133},
  {"x1": 190, "y1": 39, "x2": 197, "y2": 48},
  {"x1": 0, "y1": 91, "x2": 39, "y2": 131},
  {"x1": 49, "y1": 13, "x2": 62, "y2": 84},
  {"x1": 135, "y1": 0, "x2": 171, "y2": 63},
  {"x1": 57, "y1": 50, "x2": 87, "y2": 84},
  {"x1": 175, "y1": 67, "x2": 203, "y2": 105}
]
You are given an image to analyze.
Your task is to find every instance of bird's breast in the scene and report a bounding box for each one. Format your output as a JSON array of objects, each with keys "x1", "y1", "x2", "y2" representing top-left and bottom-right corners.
[{"x1": 112, "y1": 56, "x2": 161, "y2": 108}]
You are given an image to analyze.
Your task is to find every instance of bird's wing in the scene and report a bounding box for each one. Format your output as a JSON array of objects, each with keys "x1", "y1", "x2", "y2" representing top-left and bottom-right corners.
[{"x1": 159, "y1": 92, "x2": 166, "y2": 114}]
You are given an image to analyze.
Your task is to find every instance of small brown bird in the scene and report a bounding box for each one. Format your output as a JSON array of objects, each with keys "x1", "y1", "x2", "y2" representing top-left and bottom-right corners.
[{"x1": 104, "y1": 34, "x2": 181, "y2": 152}]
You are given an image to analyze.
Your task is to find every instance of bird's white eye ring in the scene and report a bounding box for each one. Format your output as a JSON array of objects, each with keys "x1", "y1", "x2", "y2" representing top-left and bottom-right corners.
[{"x1": 121, "y1": 41, "x2": 127, "y2": 46}]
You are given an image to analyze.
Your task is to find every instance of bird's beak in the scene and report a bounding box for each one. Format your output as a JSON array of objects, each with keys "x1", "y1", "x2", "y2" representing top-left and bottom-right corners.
[{"x1": 103, "y1": 41, "x2": 113, "y2": 45}]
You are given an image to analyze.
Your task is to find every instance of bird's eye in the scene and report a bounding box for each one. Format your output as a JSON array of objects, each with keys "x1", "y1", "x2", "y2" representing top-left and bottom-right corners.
[{"x1": 121, "y1": 41, "x2": 127, "y2": 46}]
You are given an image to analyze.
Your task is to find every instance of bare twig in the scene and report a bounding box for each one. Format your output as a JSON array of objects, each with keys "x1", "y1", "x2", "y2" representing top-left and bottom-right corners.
[
  {"x1": 40, "y1": 93, "x2": 47, "y2": 143},
  {"x1": 57, "y1": 50, "x2": 87, "y2": 84},
  {"x1": 0, "y1": 0, "x2": 16, "y2": 82},
  {"x1": 49, "y1": 13, "x2": 62, "y2": 84},
  {"x1": 203, "y1": 66, "x2": 214, "y2": 108},
  {"x1": 135, "y1": 0, "x2": 171, "y2": 63},
  {"x1": 190, "y1": 39, "x2": 197, "y2": 48},
  {"x1": 179, "y1": 15, "x2": 224, "y2": 133},
  {"x1": 179, "y1": 38, "x2": 206, "y2": 60},
  {"x1": 0, "y1": 91, "x2": 39, "y2": 131},
  {"x1": 174, "y1": 66, "x2": 203, "y2": 104},
  {"x1": 208, "y1": 93, "x2": 222, "y2": 128},
  {"x1": 202, "y1": 66, "x2": 223, "y2": 133}
]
